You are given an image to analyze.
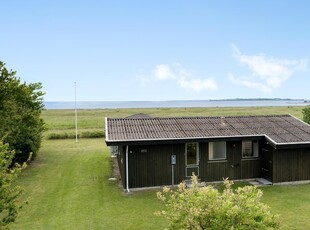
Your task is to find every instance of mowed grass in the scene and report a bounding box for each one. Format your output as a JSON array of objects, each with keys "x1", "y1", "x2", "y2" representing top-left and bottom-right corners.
[
  {"x1": 261, "y1": 184, "x2": 310, "y2": 229},
  {"x1": 11, "y1": 106, "x2": 310, "y2": 229},
  {"x1": 12, "y1": 139, "x2": 165, "y2": 230}
]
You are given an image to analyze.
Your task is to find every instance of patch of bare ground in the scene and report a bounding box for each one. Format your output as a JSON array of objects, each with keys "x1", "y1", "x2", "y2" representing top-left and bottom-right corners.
[{"x1": 111, "y1": 157, "x2": 123, "y2": 190}]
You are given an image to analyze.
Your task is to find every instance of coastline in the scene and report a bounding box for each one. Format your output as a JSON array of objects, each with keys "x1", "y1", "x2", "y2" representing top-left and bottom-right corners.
[{"x1": 44, "y1": 99, "x2": 310, "y2": 110}]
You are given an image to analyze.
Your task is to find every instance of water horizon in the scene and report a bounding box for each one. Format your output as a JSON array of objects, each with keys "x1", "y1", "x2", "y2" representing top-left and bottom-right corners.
[{"x1": 44, "y1": 99, "x2": 310, "y2": 110}]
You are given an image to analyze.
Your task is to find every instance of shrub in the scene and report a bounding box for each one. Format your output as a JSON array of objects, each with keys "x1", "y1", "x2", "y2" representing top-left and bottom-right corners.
[
  {"x1": 81, "y1": 131, "x2": 105, "y2": 138},
  {"x1": 155, "y1": 174, "x2": 280, "y2": 229},
  {"x1": 47, "y1": 133, "x2": 69, "y2": 140},
  {"x1": 47, "y1": 132, "x2": 79, "y2": 140},
  {"x1": 0, "y1": 61, "x2": 45, "y2": 163},
  {"x1": 47, "y1": 130, "x2": 104, "y2": 140},
  {"x1": 302, "y1": 107, "x2": 310, "y2": 124},
  {"x1": 0, "y1": 142, "x2": 27, "y2": 227},
  {"x1": 67, "y1": 133, "x2": 78, "y2": 139}
]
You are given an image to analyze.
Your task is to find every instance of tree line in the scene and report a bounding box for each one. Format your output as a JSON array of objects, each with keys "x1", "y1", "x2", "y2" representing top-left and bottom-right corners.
[{"x1": 0, "y1": 61, "x2": 45, "y2": 227}]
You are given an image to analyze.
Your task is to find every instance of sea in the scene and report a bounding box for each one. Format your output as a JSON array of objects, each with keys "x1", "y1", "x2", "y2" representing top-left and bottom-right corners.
[{"x1": 44, "y1": 99, "x2": 310, "y2": 110}]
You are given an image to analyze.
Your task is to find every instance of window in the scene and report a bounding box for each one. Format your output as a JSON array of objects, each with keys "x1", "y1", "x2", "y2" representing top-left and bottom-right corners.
[
  {"x1": 209, "y1": 142, "x2": 226, "y2": 160},
  {"x1": 242, "y1": 141, "x2": 259, "y2": 158},
  {"x1": 186, "y1": 167, "x2": 199, "y2": 177},
  {"x1": 110, "y1": 146, "x2": 119, "y2": 156},
  {"x1": 186, "y1": 143, "x2": 199, "y2": 165}
]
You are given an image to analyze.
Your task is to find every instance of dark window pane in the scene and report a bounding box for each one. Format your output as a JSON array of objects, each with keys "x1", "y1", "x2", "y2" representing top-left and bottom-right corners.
[
  {"x1": 242, "y1": 141, "x2": 253, "y2": 157},
  {"x1": 186, "y1": 143, "x2": 198, "y2": 165}
]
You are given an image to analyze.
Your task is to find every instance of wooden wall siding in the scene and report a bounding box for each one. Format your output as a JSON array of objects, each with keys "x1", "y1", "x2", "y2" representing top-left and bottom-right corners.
[
  {"x1": 117, "y1": 146, "x2": 126, "y2": 188},
  {"x1": 127, "y1": 144, "x2": 185, "y2": 188},
  {"x1": 241, "y1": 159, "x2": 261, "y2": 179},
  {"x1": 200, "y1": 142, "x2": 229, "y2": 181},
  {"x1": 200, "y1": 141, "x2": 234, "y2": 181},
  {"x1": 201, "y1": 141, "x2": 262, "y2": 182},
  {"x1": 117, "y1": 140, "x2": 265, "y2": 189},
  {"x1": 173, "y1": 144, "x2": 186, "y2": 183},
  {"x1": 260, "y1": 141, "x2": 274, "y2": 182},
  {"x1": 273, "y1": 148, "x2": 310, "y2": 183},
  {"x1": 198, "y1": 143, "x2": 208, "y2": 181},
  {"x1": 205, "y1": 161, "x2": 229, "y2": 181}
]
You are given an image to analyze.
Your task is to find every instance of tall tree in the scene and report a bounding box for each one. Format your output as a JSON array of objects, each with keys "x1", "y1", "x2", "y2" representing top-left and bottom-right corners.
[{"x1": 0, "y1": 61, "x2": 45, "y2": 163}]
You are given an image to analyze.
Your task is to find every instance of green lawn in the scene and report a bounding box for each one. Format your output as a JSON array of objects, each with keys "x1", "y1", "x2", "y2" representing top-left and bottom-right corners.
[
  {"x1": 12, "y1": 139, "x2": 166, "y2": 229},
  {"x1": 11, "y1": 107, "x2": 310, "y2": 229},
  {"x1": 261, "y1": 184, "x2": 310, "y2": 229}
]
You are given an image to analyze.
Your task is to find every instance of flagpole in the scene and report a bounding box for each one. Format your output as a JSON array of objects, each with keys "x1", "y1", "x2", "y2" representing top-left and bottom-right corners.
[{"x1": 75, "y1": 82, "x2": 78, "y2": 143}]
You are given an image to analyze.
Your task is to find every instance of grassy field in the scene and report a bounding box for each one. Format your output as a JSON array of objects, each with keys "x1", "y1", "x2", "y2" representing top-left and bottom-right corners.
[
  {"x1": 261, "y1": 184, "x2": 310, "y2": 229},
  {"x1": 42, "y1": 106, "x2": 304, "y2": 134},
  {"x1": 11, "y1": 106, "x2": 310, "y2": 229},
  {"x1": 12, "y1": 139, "x2": 165, "y2": 229}
]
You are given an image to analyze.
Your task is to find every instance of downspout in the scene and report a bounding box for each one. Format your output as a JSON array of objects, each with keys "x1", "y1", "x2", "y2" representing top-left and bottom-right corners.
[{"x1": 126, "y1": 145, "x2": 130, "y2": 193}]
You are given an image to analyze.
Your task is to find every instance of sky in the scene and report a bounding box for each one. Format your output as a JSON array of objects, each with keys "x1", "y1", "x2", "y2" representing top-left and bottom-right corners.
[{"x1": 0, "y1": 1, "x2": 310, "y2": 101}]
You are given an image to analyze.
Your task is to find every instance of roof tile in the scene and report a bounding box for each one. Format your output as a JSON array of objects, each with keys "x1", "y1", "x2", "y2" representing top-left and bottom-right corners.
[{"x1": 106, "y1": 115, "x2": 310, "y2": 145}]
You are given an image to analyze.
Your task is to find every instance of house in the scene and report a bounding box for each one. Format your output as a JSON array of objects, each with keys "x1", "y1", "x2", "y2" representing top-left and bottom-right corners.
[{"x1": 105, "y1": 114, "x2": 310, "y2": 191}]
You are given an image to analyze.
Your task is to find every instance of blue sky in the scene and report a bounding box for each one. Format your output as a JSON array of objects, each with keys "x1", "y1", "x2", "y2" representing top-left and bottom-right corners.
[{"x1": 1, "y1": 1, "x2": 309, "y2": 101}]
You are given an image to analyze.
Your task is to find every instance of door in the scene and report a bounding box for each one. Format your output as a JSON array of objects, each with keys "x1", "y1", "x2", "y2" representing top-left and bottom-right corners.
[
  {"x1": 227, "y1": 141, "x2": 241, "y2": 180},
  {"x1": 185, "y1": 143, "x2": 199, "y2": 178},
  {"x1": 261, "y1": 147, "x2": 273, "y2": 181}
]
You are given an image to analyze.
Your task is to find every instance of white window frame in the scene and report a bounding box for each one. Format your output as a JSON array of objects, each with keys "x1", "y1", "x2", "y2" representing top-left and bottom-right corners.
[
  {"x1": 185, "y1": 143, "x2": 199, "y2": 177},
  {"x1": 209, "y1": 141, "x2": 226, "y2": 160},
  {"x1": 242, "y1": 140, "x2": 259, "y2": 158},
  {"x1": 186, "y1": 166, "x2": 200, "y2": 177}
]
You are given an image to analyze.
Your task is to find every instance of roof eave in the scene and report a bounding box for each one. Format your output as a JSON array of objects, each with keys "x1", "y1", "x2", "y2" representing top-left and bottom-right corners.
[
  {"x1": 105, "y1": 134, "x2": 265, "y2": 146},
  {"x1": 273, "y1": 141, "x2": 310, "y2": 149}
]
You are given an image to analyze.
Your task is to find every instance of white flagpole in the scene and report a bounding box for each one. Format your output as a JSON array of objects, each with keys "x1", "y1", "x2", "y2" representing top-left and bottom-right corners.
[{"x1": 75, "y1": 82, "x2": 78, "y2": 143}]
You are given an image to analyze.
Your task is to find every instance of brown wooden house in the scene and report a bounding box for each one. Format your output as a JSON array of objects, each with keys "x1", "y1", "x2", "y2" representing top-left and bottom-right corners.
[{"x1": 105, "y1": 114, "x2": 310, "y2": 191}]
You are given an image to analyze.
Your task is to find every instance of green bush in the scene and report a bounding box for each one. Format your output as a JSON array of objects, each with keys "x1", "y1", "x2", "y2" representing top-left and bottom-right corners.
[
  {"x1": 0, "y1": 61, "x2": 45, "y2": 163},
  {"x1": 302, "y1": 107, "x2": 310, "y2": 124},
  {"x1": 47, "y1": 132, "x2": 79, "y2": 140},
  {"x1": 67, "y1": 133, "x2": 78, "y2": 139},
  {"x1": 81, "y1": 131, "x2": 105, "y2": 138},
  {"x1": 0, "y1": 142, "x2": 27, "y2": 227},
  {"x1": 156, "y1": 175, "x2": 280, "y2": 229},
  {"x1": 47, "y1": 133, "x2": 68, "y2": 139},
  {"x1": 47, "y1": 130, "x2": 104, "y2": 140}
]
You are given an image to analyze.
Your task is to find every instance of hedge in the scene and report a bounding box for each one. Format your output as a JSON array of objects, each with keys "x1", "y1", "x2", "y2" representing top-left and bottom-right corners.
[{"x1": 47, "y1": 130, "x2": 105, "y2": 140}]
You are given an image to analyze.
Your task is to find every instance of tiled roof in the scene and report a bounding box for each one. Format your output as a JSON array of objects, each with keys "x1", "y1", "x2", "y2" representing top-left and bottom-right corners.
[{"x1": 105, "y1": 115, "x2": 310, "y2": 146}]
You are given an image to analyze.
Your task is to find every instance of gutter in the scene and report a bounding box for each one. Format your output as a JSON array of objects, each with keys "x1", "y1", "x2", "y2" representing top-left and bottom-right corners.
[
  {"x1": 105, "y1": 134, "x2": 265, "y2": 145},
  {"x1": 125, "y1": 145, "x2": 130, "y2": 193},
  {"x1": 105, "y1": 117, "x2": 109, "y2": 141}
]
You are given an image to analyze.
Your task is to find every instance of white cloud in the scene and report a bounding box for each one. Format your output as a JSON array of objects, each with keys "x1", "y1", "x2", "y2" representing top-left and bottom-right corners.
[
  {"x1": 228, "y1": 74, "x2": 271, "y2": 93},
  {"x1": 154, "y1": 63, "x2": 218, "y2": 92},
  {"x1": 178, "y1": 77, "x2": 218, "y2": 92},
  {"x1": 153, "y1": 64, "x2": 175, "y2": 80},
  {"x1": 138, "y1": 63, "x2": 218, "y2": 93},
  {"x1": 230, "y1": 44, "x2": 308, "y2": 91}
]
